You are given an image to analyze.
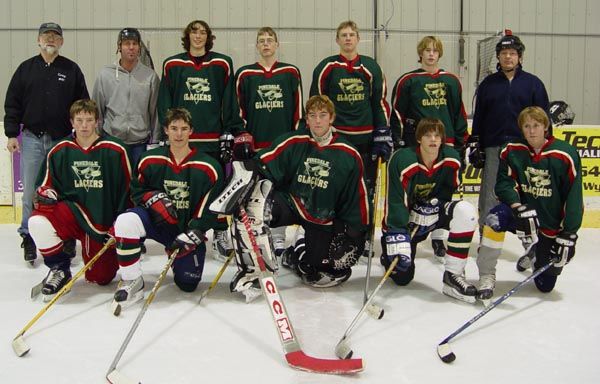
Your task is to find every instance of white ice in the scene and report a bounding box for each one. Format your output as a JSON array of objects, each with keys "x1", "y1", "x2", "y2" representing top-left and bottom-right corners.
[{"x1": 1, "y1": 224, "x2": 598, "y2": 384}]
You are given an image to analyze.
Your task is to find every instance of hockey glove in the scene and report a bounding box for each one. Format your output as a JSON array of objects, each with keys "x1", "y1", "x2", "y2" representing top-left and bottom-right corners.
[
  {"x1": 371, "y1": 125, "x2": 393, "y2": 161},
  {"x1": 219, "y1": 133, "x2": 235, "y2": 164},
  {"x1": 513, "y1": 204, "x2": 540, "y2": 253},
  {"x1": 466, "y1": 135, "x2": 485, "y2": 169},
  {"x1": 550, "y1": 232, "x2": 577, "y2": 268},
  {"x1": 408, "y1": 198, "x2": 441, "y2": 237},
  {"x1": 168, "y1": 229, "x2": 206, "y2": 258},
  {"x1": 326, "y1": 231, "x2": 365, "y2": 270},
  {"x1": 401, "y1": 118, "x2": 417, "y2": 148},
  {"x1": 383, "y1": 229, "x2": 412, "y2": 272},
  {"x1": 142, "y1": 191, "x2": 178, "y2": 228},
  {"x1": 33, "y1": 186, "x2": 58, "y2": 213},
  {"x1": 233, "y1": 132, "x2": 256, "y2": 161}
]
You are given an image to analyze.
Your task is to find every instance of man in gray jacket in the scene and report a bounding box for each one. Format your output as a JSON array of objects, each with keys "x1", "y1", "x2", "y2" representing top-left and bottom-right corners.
[{"x1": 92, "y1": 28, "x2": 160, "y2": 164}]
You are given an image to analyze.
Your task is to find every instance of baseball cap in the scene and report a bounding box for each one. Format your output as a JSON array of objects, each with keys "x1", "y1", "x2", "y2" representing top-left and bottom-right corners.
[{"x1": 39, "y1": 22, "x2": 63, "y2": 36}]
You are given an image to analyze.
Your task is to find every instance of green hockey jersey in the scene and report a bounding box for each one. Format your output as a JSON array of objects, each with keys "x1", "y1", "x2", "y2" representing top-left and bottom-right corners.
[
  {"x1": 132, "y1": 146, "x2": 226, "y2": 233},
  {"x1": 235, "y1": 61, "x2": 304, "y2": 149},
  {"x1": 496, "y1": 137, "x2": 583, "y2": 235},
  {"x1": 38, "y1": 135, "x2": 133, "y2": 242},
  {"x1": 384, "y1": 145, "x2": 461, "y2": 231}
]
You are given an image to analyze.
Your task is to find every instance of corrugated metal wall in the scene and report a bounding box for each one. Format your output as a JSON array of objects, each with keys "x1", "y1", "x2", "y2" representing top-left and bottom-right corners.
[{"x1": 1, "y1": 0, "x2": 599, "y2": 123}]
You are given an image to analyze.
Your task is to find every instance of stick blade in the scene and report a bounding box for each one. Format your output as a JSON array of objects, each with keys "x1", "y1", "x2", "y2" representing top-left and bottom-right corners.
[
  {"x1": 334, "y1": 337, "x2": 354, "y2": 360},
  {"x1": 285, "y1": 350, "x2": 363, "y2": 374},
  {"x1": 106, "y1": 369, "x2": 140, "y2": 384},
  {"x1": 366, "y1": 303, "x2": 384, "y2": 320},
  {"x1": 437, "y1": 342, "x2": 456, "y2": 363},
  {"x1": 12, "y1": 335, "x2": 30, "y2": 357}
]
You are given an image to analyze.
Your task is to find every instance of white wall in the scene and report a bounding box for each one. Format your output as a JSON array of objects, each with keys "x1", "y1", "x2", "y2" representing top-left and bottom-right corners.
[{"x1": 1, "y1": 0, "x2": 599, "y2": 123}]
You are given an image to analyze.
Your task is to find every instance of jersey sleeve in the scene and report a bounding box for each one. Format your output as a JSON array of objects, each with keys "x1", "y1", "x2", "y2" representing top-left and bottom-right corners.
[
  {"x1": 309, "y1": 59, "x2": 327, "y2": 97},
  {"x1": 390, "y1": 77, "x2": 410, "y2": 143},
  {"x1": 157, "y1": 59, "x2": 174, "y2": 130},
  {"x1": 448, "y1": 75, "x2": 469, "y2": 148},
  {"x1": 188, "y1": 162, "x2": 227, "y2": 232},
  {"x1": 222, "y1": 57, "x2": 245, "y2": 135},
  {"x1": 562, "y1": 149, "x2": 584, "y2": 233},
  {"x1": 291, "y1": 66, "x2": 304, "y2": 130},
  {"x1": 383, "y1": 150, "x2": 412, "y2": 232},
  {"x1": 335, "y1": 153, "x2": 370, "y2": 232},
  {"x1": 369, "y1": 60, "x2": 390, "y2": 128},
  {"x1": 494, "y1": 146, "x2": 521, "y2": 206}
]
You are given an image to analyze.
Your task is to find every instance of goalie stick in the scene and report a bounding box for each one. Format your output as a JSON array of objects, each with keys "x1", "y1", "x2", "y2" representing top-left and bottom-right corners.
[
  {"x1": 12, "y1": 239, "x2": 115, "y2": 357},
  {"x1": 238, "y1": 203, "x2": 364, "y2": 374},
  {"x1": 437, "y1": 260, "x2": 555, "y2": 363}
]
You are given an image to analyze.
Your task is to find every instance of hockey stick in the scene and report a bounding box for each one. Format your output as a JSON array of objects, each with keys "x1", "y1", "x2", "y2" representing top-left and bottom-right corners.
[
  {"x1": 12, "y1": 238, "x2": 115, "y2": 357},
  {"x1": 198, "y1": 249, "x2": 234, "y2": 304},
  {"x1": 238, "y1": 203, "x2": 364, "y2": 374},
  {"x1": 363, "y1": 158, "x2": 383, "y2": 319},
  {"x1": 335, "y1": 256, "x2": 399, "y2": 359},
  {"x1": 437, "y1": 260, "x2": 555, "y2": 363},
  {"x1": 106, "y1": 248, "x2": 180, "y2": 384}
]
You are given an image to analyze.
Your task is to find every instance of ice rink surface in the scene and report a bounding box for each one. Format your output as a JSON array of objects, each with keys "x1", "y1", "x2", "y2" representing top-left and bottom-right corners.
[{"x1": 1, "y1": 224, "x2": 598, "y2": 384}]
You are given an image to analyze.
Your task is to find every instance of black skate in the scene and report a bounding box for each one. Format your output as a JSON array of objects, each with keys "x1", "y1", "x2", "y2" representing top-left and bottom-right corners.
[
  {"x1": 41, "y1": 268, "x2": 72, "y2": 302},
  {"x1": 477, "y1": 274, "x2": 496, "y2": 306},
  {"x1": 21, "y1": 234, "x2": 37, "y2": 266},
  {"x1": 111, "y1": 276, "x2": 144, "y2": 316},
  {"x1": 431, "y1": 239, "x2": 446, "y2": 263},
  {"x1": 442, "y1": 271, "x2": 476, "y2": 304}
]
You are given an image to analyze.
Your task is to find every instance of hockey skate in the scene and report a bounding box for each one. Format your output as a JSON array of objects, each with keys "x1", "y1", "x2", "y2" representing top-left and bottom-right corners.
[
  {"x1": 431, "y1": 239, "x2": 446, "y2": 263},
  {"x1": 230, "y1": 266, "x2": 262, "y2": 303},
  {"x1": 477, "y1": 274, "x2": 496, "y2": 306},
  {"x1": 21, "y1": 234, "x2": 37, "y2": 266},
  {"x1": 442, "y1": 271, "x2": 476, "y2": 304},
  {"x1": 212, "y1": 229, "x2": 233, "y2": 263},
  {"x1": 41, "y1": 268, "x2": 72, "y2": 302},
  {"x1": 516, "y1": 254, "x2": 533, "y2": 272},
  {"x1": 111, "y1": 276, "x2": 144, "y2": 316}
]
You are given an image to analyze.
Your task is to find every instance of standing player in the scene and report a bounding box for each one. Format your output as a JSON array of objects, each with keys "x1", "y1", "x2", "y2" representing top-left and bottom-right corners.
[
  {"x1": 382, "y1": 118, "x2": 478, "y2": 303},
  {"x1": 310, "y1": 20, "x2": 391, "y2": 191},
  {"x1": 111, "y1": 108, "x2": 226, "y2": 309},
  {"x1": 475, "y1": 106, "x2": 582, "y2": 300},
  {"x1": 157, "y1": 20, "x2": 243, "y2": 259},
  {"x1": 469, "y1": 32, "x2": 549, "y2": 232},
  {"x1": 28, "y1": 99, "x2": 132, "y2": 301},
  {"x1": 390, "y1": 35, "x2": 469, "y2": 260},
  {"x1": 234, "y1": 26, "x2": 304, "y2": 258},
  {"x1": 211, "y1": 95, "x2": 369, "y2": 301}
]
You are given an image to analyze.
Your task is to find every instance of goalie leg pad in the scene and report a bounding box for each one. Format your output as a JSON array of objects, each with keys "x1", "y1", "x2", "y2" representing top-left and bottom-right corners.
[{"x1": 209, "y1": 161, "x2": 259, "y2": 215}]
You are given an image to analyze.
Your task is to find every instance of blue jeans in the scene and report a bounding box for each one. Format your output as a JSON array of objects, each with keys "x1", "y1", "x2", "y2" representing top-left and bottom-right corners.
[
  {"x1": 19, "y1": 130, "x2": 61, "y2": 236},
  {"x1": 128, "y1": 143, "x2": 147, "y2": 167}
]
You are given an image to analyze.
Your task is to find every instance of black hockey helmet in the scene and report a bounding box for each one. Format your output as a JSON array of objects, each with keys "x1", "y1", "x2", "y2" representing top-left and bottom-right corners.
[
  {"x1": 117, "y1": 27, "x2": 141, "y2": 50},
  {"x1": 495, "y1": 32, "x2": 525, "y2": 57},
  {"x1": 549, "y1": 101, "x2": 575, "y2": 126}
]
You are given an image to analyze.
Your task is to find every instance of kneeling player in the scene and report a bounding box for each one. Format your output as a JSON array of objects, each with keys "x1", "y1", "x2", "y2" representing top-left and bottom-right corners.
[
  {"x1": 382, "y1": 118, "x2": 478, "y2": 303},
  {"x1": 112, "y1": 108, "x2": 226, "y2": 312},
  {"x1": 211, "y1": 95, "x2": 369, "y2": 301},
  {"x1": 28, "y1": 99, "x2": 132, "y2": 301},
  {"x1": 476, "y1": 106, "x2": 582, "y2": 299}
]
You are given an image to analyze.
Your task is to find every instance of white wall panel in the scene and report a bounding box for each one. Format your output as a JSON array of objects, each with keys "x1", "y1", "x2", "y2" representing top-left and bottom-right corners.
[{"x1": 1, "y1": 0, "x2": 599, "y2": 124}]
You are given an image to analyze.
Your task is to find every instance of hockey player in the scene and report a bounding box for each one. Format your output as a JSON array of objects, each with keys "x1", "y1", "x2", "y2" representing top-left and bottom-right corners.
[
  {"x1": 28, "y1": 99, "x2": 132, "y2": 301},
  {"x1": 234, "y1": 26, "x2": 304, "y2": 258},
  {"x1": 468, "y1": 31, "x2": 549, "y2": 232},
  {"x1": 475, "y1": 106, "x2": 583, "y2": 300},
  {"x1": 210, "y1": 95, "x2": 369, "y2": 301},
  {"x1": 157, "y1": 20, "x2": 243, "y2": 262},
  {"x1": 382, "y1": 118, "x2": 478, "y2": 303},
  {"x1": 111, "y1": 107, "x2": 226, "y2": 310},
  {"x1": 390, "y1": 35, "x2": 469, "y2": 260}
]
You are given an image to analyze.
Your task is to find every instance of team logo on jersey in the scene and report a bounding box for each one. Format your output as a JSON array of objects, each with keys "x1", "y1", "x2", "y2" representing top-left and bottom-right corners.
[
  {"x1": 72, "y1": 161, "x2": 103, "y2": 190},
  {"x1": 413, "y1": 183, "x2": 435, "y2": 200},
  {"x1": 297, "y1": 157, "x2": 330, "y2": 189},
  {"x1": 255, "y1": 84, "x2": 284, "y2": 111},
  {"x1": 337, "y1": 78, "x2": 365, "y2": 104},
  {"x1": 522, "y1": 167, "x2": 552, "y2": 197},
  {"x1": 164, "y1": 180, "x2": 190, "y2": 209},
  {"x1": 184, "y1": 77, "x2": 212, "y2": 103},
  {"x1": 422, "y1": 82, "x2": 447, "y2": 109}
]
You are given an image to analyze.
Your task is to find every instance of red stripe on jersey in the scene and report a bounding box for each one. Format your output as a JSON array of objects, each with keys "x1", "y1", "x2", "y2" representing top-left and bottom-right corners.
[{"x1": 260, "y1": 136, "x2": 311, "y2": 163}]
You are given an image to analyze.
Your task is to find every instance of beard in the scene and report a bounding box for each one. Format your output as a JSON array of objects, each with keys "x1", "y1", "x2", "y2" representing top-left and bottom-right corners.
[{"x1": 39, "y1": 43, "x2": 59, "y2": 55}]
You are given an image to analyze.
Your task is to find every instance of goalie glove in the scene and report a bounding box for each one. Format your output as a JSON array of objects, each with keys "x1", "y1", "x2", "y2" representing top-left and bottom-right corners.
[
  {"x1": 513, "y1": 204, "x2": 539, "y2": 253},
  {"x1": 466, "y1": 135, "x2": 485, "y2": 169},
  {"x1": 233, "y1": 132, "x2": 256, "y2": 161},
  {"x1": 142, "y1": 191, "x2": 178, "y2": 228},
  {"x1": 33, "y1": 186, "x2": 58, "y2": 212},
  {"x1": 326, "y1": 232, "x2": 365, "y2": 270},
  {"x1": 219, "y1": 133, "x2": 235, "y2": 164},
  {"x1": 168, "y1": 229, "x2": 206, "y2": 258},
  {"x1": 550, "y1": 232, "x2": 577, "y2": 268}
]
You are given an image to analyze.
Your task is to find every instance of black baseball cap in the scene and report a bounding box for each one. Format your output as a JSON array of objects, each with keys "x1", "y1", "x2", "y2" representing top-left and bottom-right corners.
[{"x1": 39, "y1": 22, "x2": 63, "y2": 36}]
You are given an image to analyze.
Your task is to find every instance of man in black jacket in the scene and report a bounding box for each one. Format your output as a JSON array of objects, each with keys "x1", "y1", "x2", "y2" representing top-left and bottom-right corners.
[{"x1": 4, "y1": 22, "x2": 89, "y2": 265}]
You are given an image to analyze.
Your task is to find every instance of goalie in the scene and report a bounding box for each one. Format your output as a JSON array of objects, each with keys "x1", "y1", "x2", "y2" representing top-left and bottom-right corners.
[{"x1": 210, "y1": 95, "x2": 369, "y2": 301}]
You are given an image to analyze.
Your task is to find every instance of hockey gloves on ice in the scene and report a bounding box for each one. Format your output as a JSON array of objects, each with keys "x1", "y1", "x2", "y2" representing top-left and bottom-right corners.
[
  {"x1": 371, "y1": 125, "x2": 393, "y2": 161},
  {"x1": 409, "y1": 198, "x2": 442, "y2": 237},
  {"x1": 513, "y1": 204, "x2": 540, "y2": 253},
  {"x1": 142, "y1": 191, "x2": 178, "y2": 229},
  {"x1": 233, "y1": 132, "x2": 256, "y2": 161},
  {"x1": 550, "y1": 232, "x2": 577, "y2": 267},
  {"x1": 383, "y1": 229, "x2": 412, "y2": 272},
  {"x1": 219, "y1": 133, "x2": 235, "y2": 164},
  {"x1": 466, "y1": 135, "x2": 485, "y2": 169},
  {"x1": 326, "y1": 231, "x2": 365, "y2": 270},
  {"x1": 168, "y1": 229, "x2": 206, "y2": 258},
  {"x1": 33, "y1": 186, "x2": 58, "y2": 213}
]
